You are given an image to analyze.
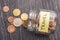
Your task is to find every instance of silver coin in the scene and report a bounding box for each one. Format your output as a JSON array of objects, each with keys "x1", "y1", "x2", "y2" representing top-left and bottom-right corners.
[{"x1": 13, "y1": 18, "x2": 23, "y2": 27}]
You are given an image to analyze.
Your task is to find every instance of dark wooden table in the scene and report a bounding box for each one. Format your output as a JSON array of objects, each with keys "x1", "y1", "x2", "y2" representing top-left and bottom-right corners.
[{"x1": 0, "y1": 0, "x2": 60, "y2": 40}]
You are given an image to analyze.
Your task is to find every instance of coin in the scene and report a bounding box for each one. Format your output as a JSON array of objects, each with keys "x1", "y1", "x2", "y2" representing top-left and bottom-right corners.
[
  {"x1": 3, "y1": 6, "x2": 9, "y2": 12},
  {"x1": 8, "y1": 16, "x2": 14, "y2": 24},
  {"x1": 13, "y1": 18, "x2": 23, "y2": 27},
  {"x1": 23, "y1": 20, "x2": 28, "y2": 28},
  {"x1": 49, "y1": 22, "x2": 56, "y2": 32},
  {"x1": 49, "y1": 21, "x2": 56, "y2": 27},
  {"x1": 13, "y1": 9, "x2": 21, "y2": 16},
  {"x1": 21, "y1": 13, "x2": 28, "y2": 20},
  {"x1": 7, "y1": 25, "x2": 16, "y2": 33}
]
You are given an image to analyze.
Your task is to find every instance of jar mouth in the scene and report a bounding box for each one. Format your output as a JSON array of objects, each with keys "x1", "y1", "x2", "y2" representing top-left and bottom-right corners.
[{"x1": 28, "y1": 10, "x2": 38, "y2": 21}]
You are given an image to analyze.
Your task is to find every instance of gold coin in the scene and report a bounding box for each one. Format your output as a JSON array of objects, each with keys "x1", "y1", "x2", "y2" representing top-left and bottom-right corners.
[
  {"x1": 13, "y1": 18, "x2": 23, "y2": 27},
  {"x1": 8, "y1": 16, "x2": 14, "y2": 23},
  {"x1": 13, "y1": 9, "x2": 21, "y2": 16},
  {"x1": 7, "y1": 25, "x2": 16, "y2": 33},
  {"x1": 23, "y1": 20, "x2": 28, "y2": 28},
  {"x1": 21, "y1": 13, "x2": 28, "y2": 20},
  {"x1": 3, "y1": 6, "x2": 9, "y2": 12}
]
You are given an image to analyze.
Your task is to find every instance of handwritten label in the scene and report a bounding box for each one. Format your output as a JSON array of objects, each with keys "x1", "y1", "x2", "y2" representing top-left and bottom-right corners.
[{"x1": 38, "y1": 11, "x2": 50, "y2": 32}]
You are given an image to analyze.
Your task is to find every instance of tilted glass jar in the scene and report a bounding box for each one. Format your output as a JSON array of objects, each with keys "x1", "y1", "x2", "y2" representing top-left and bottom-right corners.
[{"x1": 23, "y1": 9, "x2": 57, "y2": 34}]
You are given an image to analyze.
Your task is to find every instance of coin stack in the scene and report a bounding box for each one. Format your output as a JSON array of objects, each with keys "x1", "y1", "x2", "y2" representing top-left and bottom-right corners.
[{"x1": 21, "y1": 13, "x2": 28, "y2": 28}]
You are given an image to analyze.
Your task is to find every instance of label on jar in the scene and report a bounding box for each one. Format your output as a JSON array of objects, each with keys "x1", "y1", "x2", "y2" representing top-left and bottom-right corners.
[{"x1": 38, "y1": 11, "x2": 50, "y2": 33}]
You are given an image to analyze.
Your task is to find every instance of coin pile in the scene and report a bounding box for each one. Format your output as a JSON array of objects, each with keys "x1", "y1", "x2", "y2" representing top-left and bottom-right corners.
[
  {"x1": 2, "y1": 6, "x2": 29, "y2": 33},
  {"x1": 7, "y1": 8, "x2": 21, "y2": 33}
]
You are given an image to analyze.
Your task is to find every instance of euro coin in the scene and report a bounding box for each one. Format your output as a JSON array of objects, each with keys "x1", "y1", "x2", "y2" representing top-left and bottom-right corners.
[
  {"x1": 3, "y1": 6, "x2": 9, "y2": 12},
  {"x1": 8, "y1": 16, "x2": 14, "y2": 23},
  {"x1": 21, "y1": 13, "x2": 28, "y2": 20},
  {"x1": 13, "y1": 18, "x2": 23, "y2": 27},
  {"x1": 7, "y1": 25, "x2": 16, "y2": 33},
  {"x1": 13, "y1": 9, "x2": 21, "y2": 16}
]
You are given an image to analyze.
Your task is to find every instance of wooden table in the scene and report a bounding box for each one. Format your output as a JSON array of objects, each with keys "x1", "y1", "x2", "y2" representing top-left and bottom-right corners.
[{"x1": 0, "y1": 0, "x2": 60, "y2": 40}]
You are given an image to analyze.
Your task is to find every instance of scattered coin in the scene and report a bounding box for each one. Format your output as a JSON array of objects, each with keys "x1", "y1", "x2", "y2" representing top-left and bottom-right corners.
[
  {"x1": 13, "y1": 18, "x2": 23, "y2": 27},
  {"x1": 13, "y1": 9, "x2": 21, "y2": 16},
  {"x1": 3, "y1": 6, "x2": 9, "y2": 12},
  {"x1": 8, "y1": 16, "x2": 14, "y2": 24},
  {"x1": 7, "y1": 25, "x2": 16, "y2": 33},
  {"x1": 21, "y1": 13, "x2": 28, "y2": 20}
]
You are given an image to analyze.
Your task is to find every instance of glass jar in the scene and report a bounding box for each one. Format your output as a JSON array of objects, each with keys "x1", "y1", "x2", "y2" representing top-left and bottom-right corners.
[{"x1": 23, "y1": 9, "x2": 57, "y2": 34}]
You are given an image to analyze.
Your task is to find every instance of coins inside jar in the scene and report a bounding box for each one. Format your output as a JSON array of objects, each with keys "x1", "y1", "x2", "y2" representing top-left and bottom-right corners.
[
  {"x1": 21, "y1": 13, "x2": 28, "y2": 20},
  {"x1": 27, "y1": 21, "x2": 35, "y2": 31},
  {"x1": 49, "y1": 21, "x2": 57, "y2": 31},
  {"x1": 13, "y1": 9, "x2": 21, "y2": 16},
  {"x1": 3, "y1": 6, "x2": 9, "y2": 12},
  {"x1": 8, "y1": 16, "x2": 14, "y2": 24},
  {"x1": 49, "y1": 12, "x2": 57, "y2": 32},
  {"x1": 7, "y1": 25, "x2": 16, "y2": 33},
  {"x1": 13, "y1": 18, "x2": 23, "y2": 27}
]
